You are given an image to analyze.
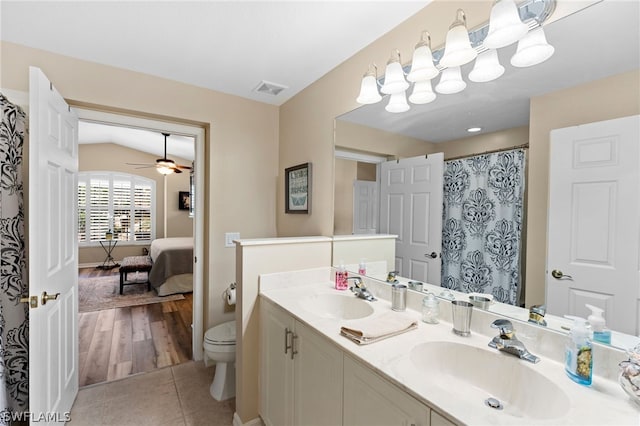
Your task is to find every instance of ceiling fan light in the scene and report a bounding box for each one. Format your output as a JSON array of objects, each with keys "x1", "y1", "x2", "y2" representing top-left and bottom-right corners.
[
  {"x1": 385, "y1": 91, "x2": 410, "y2": 113},
  {"x1": 510, "y1": 27, "x2": 555, "y2": 68},
  {"x1": 439, "y1": 9, "x2": 478, "y2": 68},
  {"x1": 469, "y1": 49, "x2": 505, "y2": 83},
  {"x1": 407, "y1": 32, "x2": 439, "y2": 82},
  {"x1": 381, "y1": 50, "x2": 409, "y2": 95},
  {"x1": 435, "y1": 67, "x2": 466, "y2": 94},
  {"x1": 356, "y1": 72, "x2": 382, "y2": 104},
  {"x1": 409, "y1": 80, "x2": 436, "y2": 104},
  {"x1": 157, "y1": 165, "x2": 175, "y2": 175},
  {"x1": 483, "y1": 0, "x2": 529, "y2": 49}
]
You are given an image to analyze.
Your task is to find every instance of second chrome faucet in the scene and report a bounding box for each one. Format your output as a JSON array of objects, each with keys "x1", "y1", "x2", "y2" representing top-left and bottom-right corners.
[{"x1": 347, "y1": 277, "x2": 377, "y2": 302}]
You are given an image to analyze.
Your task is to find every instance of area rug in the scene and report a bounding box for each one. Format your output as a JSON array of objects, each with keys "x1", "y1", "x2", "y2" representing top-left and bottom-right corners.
[{"x1": 79, "y1": 274, "x2": 185, "y2": 313}]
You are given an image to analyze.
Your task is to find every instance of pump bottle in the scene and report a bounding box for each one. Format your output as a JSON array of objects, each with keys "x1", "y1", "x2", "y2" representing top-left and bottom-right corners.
[
  {"x1": 564, "y1": 315, "x2": 593, "y2": 386},
  {"x1": 335, "y1": 261, "x2": 348, "y2": 290},
  {"x1": 586, "y1": 304, "x2": 611, "y2": 344}
]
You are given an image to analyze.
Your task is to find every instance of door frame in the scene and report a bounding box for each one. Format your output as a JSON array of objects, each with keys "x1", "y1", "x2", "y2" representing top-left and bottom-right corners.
[{"x1": 76, "y1": 108, "x2": 206, "y2": 361}]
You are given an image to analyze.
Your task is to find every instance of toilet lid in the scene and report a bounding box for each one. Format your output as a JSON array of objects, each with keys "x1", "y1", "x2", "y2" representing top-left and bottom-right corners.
[{"x1": 205, "y1": 320, "x2": 236, "y2": 344}]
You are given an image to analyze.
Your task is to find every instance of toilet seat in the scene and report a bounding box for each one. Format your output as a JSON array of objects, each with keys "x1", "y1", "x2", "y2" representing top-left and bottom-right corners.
[{"x1": 204, "y1": 321, "x2": 236, "y2": 352}]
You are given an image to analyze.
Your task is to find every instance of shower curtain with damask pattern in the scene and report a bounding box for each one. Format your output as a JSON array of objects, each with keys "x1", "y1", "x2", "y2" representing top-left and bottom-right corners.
[
  {"x1": 0, "y1": 93, "x2": 29, "y2": 424},
  {"x1": 441, "y1": 149, "x2": 526, "y2": 306}
]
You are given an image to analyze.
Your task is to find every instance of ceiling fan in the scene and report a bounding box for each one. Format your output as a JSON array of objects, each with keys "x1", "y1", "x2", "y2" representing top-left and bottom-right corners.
[{"x1": 126, "y1": 132, "x2": 192, "y2": 175}]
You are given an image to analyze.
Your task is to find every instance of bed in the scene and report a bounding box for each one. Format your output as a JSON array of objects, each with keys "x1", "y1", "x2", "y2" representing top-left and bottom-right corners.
[{"x1": 149, "y1": 237, "x2": 194, "y2": 296}]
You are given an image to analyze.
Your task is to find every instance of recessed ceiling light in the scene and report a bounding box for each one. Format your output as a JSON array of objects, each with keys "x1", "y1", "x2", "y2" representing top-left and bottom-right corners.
[{"x1": 467, "y1": 127, "x2": 482, "y2": 133}]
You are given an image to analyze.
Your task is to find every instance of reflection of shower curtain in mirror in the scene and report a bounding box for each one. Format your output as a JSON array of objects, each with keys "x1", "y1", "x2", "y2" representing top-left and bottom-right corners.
[
  {"x1": 0, "y1": 93, "x2": 29, "y2": 423},
  {"x1": 441, "y1": 149, "x2": 526, "y2": 306}
]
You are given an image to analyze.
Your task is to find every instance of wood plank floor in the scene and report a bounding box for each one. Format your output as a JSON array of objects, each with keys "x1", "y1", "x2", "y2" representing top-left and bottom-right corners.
[{"x1": 78, "y1": 268, "x2": 193, "y2": 387}]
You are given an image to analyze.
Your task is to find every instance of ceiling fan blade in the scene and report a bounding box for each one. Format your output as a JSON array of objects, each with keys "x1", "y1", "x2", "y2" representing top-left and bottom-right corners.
[{"x1": 176, "y1": 164, "x2": 192, "y2": 170}]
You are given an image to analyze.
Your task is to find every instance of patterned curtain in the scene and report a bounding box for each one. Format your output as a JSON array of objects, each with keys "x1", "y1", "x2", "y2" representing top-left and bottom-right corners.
[
  {"x1": 441, "y1": 149, "x2": 526, "y2": 305},
  {"x1": 0, "y1": 93, "x2": 29, "y2": 423}
]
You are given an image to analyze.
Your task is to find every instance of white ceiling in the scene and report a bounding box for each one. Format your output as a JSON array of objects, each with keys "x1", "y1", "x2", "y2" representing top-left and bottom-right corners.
[
  {"x1": 339, "y1": 0, "x2": 640, "y2": 143},
  {"x1": 1, "y1": 1, "x2": 430, "y2": 159},
  {"x1": 1, "y1": 1, "x2": 429, "y2": 106}
]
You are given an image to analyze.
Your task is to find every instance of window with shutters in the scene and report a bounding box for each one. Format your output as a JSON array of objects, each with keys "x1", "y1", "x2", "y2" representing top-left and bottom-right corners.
[{"x1": 78, "y1": 172, "x2": 156, "y2": 245}]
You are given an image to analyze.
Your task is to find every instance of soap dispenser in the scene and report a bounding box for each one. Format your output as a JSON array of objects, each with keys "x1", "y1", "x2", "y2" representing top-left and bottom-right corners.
[
  {"x1": 335, "y1": 261, "x2": 348, "y2": 290},
  {"x1": 586, "y1": 304, "x2": 612, "y2": 344},
  {"x1": 564, "y1": 315, "x2": 593, "y2": 386},
  {"x1": 358, "y1": 258, "x2": 367, "y2": 276}
]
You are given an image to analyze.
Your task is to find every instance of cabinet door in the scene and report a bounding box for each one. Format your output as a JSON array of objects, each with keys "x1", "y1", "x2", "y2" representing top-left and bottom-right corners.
[
  {"x1": 260, "y1": 300, "x2": 296, "y2": 426},
  {"x1": 344, "y1": 356, "x2": 430, "y2": 426},
  {"x1": 293, "y1": 321, "x2": 344, "y2": 426}
]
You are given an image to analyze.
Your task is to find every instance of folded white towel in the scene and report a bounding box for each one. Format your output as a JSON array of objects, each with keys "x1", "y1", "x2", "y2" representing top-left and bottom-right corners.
[{"x1": 340, "y1": 312, "x2": 418, "y2": 345}]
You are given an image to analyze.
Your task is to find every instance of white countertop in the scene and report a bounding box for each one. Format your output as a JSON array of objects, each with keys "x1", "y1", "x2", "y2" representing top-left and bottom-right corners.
[{"x1": 260, "y1": 279, "x2": 640, "y2": 425}]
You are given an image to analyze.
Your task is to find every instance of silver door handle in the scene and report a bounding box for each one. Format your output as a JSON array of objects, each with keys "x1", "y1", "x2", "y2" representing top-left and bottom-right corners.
[
  {"x1": 284, "y1": 328, "x2": 293, "y2": 354},
  {"x1": 551, "y1": 269, "x2": 573, "y2": 280},
  {"x1": 425, "y1": 252, "x2": 438, "y2": 259}
]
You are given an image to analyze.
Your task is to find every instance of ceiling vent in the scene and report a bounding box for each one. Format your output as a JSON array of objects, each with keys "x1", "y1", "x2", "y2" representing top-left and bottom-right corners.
[{"x1": 254, "y1": 80, "x2": 288, "y2": 96}]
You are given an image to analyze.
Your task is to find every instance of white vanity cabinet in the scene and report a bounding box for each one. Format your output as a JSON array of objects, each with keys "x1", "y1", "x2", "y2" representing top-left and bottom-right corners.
[
  {"x1": 260, "y1": 299, "x2": 343, "y2": 426},
  {"x1": 343, "y1": 355, "x2": 431, "y2": 426}
]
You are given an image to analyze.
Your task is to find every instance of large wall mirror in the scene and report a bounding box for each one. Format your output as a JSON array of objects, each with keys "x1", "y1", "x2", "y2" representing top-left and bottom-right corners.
[{"x1": 332, "y1": 1, "x2": 640, "y2": 350}]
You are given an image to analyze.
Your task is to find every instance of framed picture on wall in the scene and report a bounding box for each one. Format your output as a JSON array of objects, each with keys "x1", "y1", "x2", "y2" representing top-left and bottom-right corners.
[
  {"x1": 178, "y1": 191, "x2": 190, "y2": 211},
  {"x1": 285, "y1": 162, "x2": 311, "y2": 214}
]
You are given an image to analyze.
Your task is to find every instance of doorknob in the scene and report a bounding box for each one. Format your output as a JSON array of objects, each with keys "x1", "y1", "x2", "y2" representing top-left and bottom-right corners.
[
  {"x1": 551, "y1": 269, "x2": 573, "y2": 280},
  {"x1": 19, "y1": 295, "x2": 38, "y2": 309},
  {"x1": 425, "y1": 252, "x2": 438, "y2": 259},
  {"x1": 41, "y1": 291, "x2": 60, "y2": 305}
]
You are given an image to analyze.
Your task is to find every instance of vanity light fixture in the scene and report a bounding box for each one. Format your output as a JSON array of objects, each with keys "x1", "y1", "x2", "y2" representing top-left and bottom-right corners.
[
  {"x1": 380, "y1": 50, "x2": 409, "y2": 95},
  {"x1": 407, "y1": 31, "x2": 439, "y2": 82},
  {"x1": 435, "y1": 67, "x2": 466, "y2": 95},
  {"x1": 355, "y1": 0, "x2": 556, "y2": 112},
  {"x1": 510, "y1": 27, "x2": 555, "y2": 67},
  {"x1": 409, "y1": 79, "x2": 436, "y2": 105},
  {"x1": 483, "y1": 0, "x2": 529, "y2": 49},
  {"x1": 439, "y1": 9, "x2": 478, "y2": 68},
  {"x1": 385, "y1": 91, "x2": 410, "y2": 113},
  {"x1": 468, "y1": 49, "x2": 505, "y2": 83},
  {"x1": 356, "y1": 64, "x2": 382, "y2": 104}
]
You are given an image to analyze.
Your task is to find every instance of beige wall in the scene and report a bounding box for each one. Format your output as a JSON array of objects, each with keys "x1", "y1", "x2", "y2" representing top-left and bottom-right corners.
[
  {"x1": 335, "y1": 119, "x2": 433, "y2": 157},
  {"x1": 525, "y1": 70, "x2": 640, "y2": 306},
  {"x1": 1, "y1": 41, "x2": 279, "y2": 331},
  {"x1": 436, "y1": 126, "x2": 529, "y2": 160},
  {"x1": 78, "y1": 143, "x2": 193, "y2": 264},
  {"x1": 333, "y1": 158, "x2": 357, "y2": 235}
]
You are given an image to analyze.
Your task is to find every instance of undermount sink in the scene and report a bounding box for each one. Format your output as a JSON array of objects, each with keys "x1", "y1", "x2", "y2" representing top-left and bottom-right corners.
[
  {"x1": 299, "y1": 293, "x2": 374, "y2": 320},
  {"x1": 409, "y1": 341, "x2": 570, "y2": 420}
]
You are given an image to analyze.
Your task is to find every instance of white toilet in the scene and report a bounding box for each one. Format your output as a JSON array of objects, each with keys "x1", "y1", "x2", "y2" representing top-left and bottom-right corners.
[{"x1": 203, "y1": 320, "x2": 236, "y2": 401}]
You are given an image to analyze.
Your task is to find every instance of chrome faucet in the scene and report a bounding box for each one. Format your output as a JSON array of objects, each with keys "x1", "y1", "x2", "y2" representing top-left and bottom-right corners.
[
  {"x1": 347, "y1": 277, "x2": 376, "y2": 302},
  {"x1": 488, "y1": 319, "x2": 540, "y2": 364},
  {"x1": 528, "y1": 304, "x2": 547, "y2": 326},
  {"x1": 386, "y1": 270, "x2": 399, "y2": 283}
]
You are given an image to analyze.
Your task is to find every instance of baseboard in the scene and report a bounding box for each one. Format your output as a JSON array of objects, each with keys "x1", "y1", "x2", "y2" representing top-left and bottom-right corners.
[
  {"x1": 233, "y1": 413, "x2": 264, "y2": 426},
  {"x1": 79, "y1": 262, "x2": 102, "y2": 268}
]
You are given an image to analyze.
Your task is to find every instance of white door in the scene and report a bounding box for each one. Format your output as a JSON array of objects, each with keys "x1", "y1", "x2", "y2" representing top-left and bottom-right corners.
[
  {"x1": 352, "y1": 180, "x2": 378, "y2": 234},
  {"x1": 380, "y1": 153, "x2": 443, "y2": 284},
  {"x1": 547, "y1": 115, "x2": 639, "y2": 335},
  {"x1": 28, "y1": 67, "x2": 79, "y2": 421}
]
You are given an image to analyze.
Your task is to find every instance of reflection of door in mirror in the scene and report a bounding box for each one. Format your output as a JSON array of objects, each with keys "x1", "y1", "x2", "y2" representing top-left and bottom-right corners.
[
  {"x1": 380, "y1": 154, "x2": 443, "y2": 285},
  {"x1": 353, "y1": 180, "x2": 378, "y2": 234},
  {"x1": 547, "y1": 115, "x2": 640, "y2": 336}
]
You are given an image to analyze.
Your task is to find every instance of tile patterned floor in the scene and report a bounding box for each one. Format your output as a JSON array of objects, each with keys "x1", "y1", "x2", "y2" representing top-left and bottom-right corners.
[{"x1": 67, "y1": 361, "x2": 235, "y2": 426}]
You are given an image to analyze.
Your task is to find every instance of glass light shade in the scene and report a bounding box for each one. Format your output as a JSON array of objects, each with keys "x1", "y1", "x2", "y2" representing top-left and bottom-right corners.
[
  {"x1": 511, "y1": 27, "x2": 555, "y2": 67},
  {"x1": 483, "y1": 0, "x2": 529, "y2": 49},
  {"x1": 385, "y1": 91, "x2": 410, "y2": 113},
  {"x1": 157, "y1": 166, "x2": 175, "y2": 175},
  {"x1": 435, "y1": 67, "x2": 466, "y2": 94},
  {"x1": 381, "y1": 60, "x2": 409, "y2": 94},
  {"x1": 356, "y1": 73, "x2": 382, "y2": 104},
  {"x1": 469, "y1": 49, "x2": 505, "y2": 83},
  {"x1": 407, "y1": 45, "x2": 439, "y2": 82},
  {"x1": 439, "y1": 10, "x2": 477, "y2": 68},
  {"x1": 409, "y1": 80, "x2": 436, "y2": 104}
]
